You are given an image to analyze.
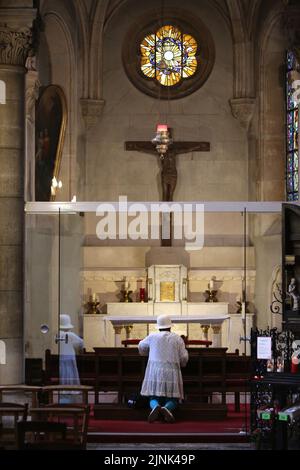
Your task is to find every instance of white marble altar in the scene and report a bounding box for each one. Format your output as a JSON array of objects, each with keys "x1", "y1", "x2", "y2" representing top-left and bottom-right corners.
[
  {"x1": 105, "y1": 314, "x2": 230, "y2": 347},
  {"x1": 82, "y1": 264, "x2": 255, "y2": 354},
  {"x1": 83, "y1": 311, "x2": 254, "y2": 353}
]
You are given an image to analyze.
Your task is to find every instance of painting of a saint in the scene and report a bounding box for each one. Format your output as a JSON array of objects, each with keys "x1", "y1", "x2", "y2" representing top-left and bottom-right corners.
[{"x1": 35, "y1": 85, "x2": 67, "y2": 201}]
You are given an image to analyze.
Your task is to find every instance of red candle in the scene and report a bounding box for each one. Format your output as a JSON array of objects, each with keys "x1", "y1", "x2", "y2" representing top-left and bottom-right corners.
[
  {"x1": 157, "y1": 124, "x2": 168, "y2": 133},
  {"x1": 140, "y1": 288, "x2": 145, "y2": 302},
  {"x1": 291, "y1": 356, "x2": 299, "y2": 373}
]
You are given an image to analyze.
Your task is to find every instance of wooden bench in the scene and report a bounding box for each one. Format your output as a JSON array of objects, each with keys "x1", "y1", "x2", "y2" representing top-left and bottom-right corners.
[
  {"x1": 28, "y1": 406, "x2": 90, "y2": 449},
  {"x1": 0, "y1": 385, "x2": 42, "y2": 408}
]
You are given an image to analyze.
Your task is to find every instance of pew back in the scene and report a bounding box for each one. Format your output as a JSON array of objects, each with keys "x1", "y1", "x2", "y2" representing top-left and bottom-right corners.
[{"x1": 44, "y1": 348, "x2": 252, "y2": 407}]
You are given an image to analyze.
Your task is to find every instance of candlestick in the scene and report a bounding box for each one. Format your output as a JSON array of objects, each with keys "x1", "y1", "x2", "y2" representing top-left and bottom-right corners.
[{"x1": 84, "y1": 295, "x2": 101, "y2": 315}]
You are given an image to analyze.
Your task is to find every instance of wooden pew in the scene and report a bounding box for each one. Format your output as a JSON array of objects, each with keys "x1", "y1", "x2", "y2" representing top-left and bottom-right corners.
[
  {"x1": 43, "y1": 348, "x2": 252, "y2": 419},
  {"x1": 225, "y1": 354, "x2": 252, "y2": 412},
  {"x1": 45, "y1": 349, "x2": 97, "y2": 387}
]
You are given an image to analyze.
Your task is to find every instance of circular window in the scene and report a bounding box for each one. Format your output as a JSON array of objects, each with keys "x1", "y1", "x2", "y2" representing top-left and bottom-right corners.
[{"x1": 123, "y1": 9, "x2": 215, "y2": 100}]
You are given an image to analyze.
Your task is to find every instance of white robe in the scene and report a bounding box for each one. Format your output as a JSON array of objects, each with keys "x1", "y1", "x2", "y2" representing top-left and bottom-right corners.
[
  {"x1": 59, "y1": 331, "x2": 84, "y2": 385},
  {"x1": 139, "y1": 331, "x2": 189, "y2": 399}
]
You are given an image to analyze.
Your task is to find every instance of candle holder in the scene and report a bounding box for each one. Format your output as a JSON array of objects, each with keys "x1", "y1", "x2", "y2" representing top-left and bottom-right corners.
[
  {"x1": 236, "y1": 300, "x2": 250, "y2": 314},
  {"x1": 121, "y1": 289, "x2": 133, "y2": 303},
  {"x1": 84, "y1": 296, "x2": 101, "y2": 314},
  {"x1": 204, "y1": 288, "x2": 218, "y2": 303}
]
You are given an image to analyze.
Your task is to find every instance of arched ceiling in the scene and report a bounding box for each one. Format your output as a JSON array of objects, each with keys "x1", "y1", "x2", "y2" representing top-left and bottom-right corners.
[{"x1": 101, "y1": 0, "x2": 232, "y2": 33}]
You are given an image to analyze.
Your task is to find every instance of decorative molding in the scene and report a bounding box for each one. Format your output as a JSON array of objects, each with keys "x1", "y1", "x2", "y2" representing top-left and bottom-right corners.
[
  {"x1": 81, "y1": 271, "x2": 147, "y2": 282},
  {"x1": 188, "y1": 275, "x2": 256, "y2": 282},
  {"x1": 81, "y1": 269, "x2": 256, "y2": 283},
  {"x1": 229, "y1": 97, "x2": 256, "y2": 130},
  {"x1": 0, "y1": 25, "x2": 33, "y2": 66},
  {"x1": 80, "y1": 98, "x2": 105, "y2": 130}
]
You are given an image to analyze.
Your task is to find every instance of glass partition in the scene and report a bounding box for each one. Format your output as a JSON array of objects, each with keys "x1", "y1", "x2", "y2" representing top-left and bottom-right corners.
[
  {"x1": 24, "y1": 202, "x2": 283, "y2": 428},
  {"x1": 25, "y1": 211, "x2": 59, "y2": 366}
]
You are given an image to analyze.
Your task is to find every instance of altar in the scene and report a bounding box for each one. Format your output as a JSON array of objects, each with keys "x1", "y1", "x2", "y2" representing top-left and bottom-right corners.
[
  {"x1": 104, "y1": 314, "x2": 230, "y2": 347},
  {"x1": 82, "y1": 264, "x2": 255, "y2": 354}
]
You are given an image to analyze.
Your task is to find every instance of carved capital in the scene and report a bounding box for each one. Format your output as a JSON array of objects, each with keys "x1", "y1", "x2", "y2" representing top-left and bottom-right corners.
[
  {"x1": 125, "y1": 325, "x2": 133, "y2": 339},
  {"x1": 200, "y1": 325, "x2": 210, "y2": 340},
  {"x1": 0, "y1": 25, "x2": 33, "y2": 66},
  {"x1": 212, "y1": 325, "x2": 221, "y2": 335},
  {"x1": 230, "y1": 97, "x2": 256, "y2": 131},
  {"x1": 113, "y1": 326, "x2": 123, "y2": 335},
  {"x1": 80, "y1": 98, "x2": 105, "y2": 130}
]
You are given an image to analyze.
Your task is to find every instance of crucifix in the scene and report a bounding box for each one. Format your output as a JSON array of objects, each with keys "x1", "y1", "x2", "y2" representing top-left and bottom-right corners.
[{"x1": 125, "y1": 133, "x2": 210, "y2": 246}]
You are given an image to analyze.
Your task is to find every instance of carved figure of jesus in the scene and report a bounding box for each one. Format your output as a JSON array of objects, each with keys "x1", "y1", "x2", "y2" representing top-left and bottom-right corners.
[{"x1": 125, "y1": 140, "x2": 210, "y2": 202}]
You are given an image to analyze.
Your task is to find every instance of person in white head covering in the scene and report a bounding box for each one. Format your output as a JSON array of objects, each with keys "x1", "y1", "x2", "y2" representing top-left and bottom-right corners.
[
  {"x1": 138, "y1": 315, "x2": 188, "y2": 423},
  {"x1": 59, "y1": 314, "x2": 84, "y2": 385}
]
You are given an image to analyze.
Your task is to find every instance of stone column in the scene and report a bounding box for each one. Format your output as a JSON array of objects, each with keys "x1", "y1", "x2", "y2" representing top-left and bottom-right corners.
[
  {"x1": 125, "y1": 325, "x2": 133, "y2": 340},
  {"x1": 0, "y1": 4, "x2": 36, "y2": 384},
  {"x1": 113, "y1": 326, "x2": 123, "y2": 347},
  {"x1": 201, "y1": 325, "x2": 210, "y2": 342},
  {"x1": 211, "y1": 325, "x2": 222, "y2": 348}
]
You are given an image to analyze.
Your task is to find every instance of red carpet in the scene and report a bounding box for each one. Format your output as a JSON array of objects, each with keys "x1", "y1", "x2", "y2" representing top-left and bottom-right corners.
[{"x1": 88, "y1": 405, "x2": 250, "y2": 435}]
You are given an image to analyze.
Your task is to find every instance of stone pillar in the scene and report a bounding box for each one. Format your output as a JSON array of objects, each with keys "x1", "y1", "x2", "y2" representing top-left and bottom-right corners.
[
  {"x1": 201, "y1": 325, "x2": 210, "y2": 342},
  {"x1": 113, "y1": 326, "x2": 123, "y2": 347},
  {"x1": 0, "y1": 4, "x2": 36, "y2": 384},
  {"x1": 125, "y1": 325, "x2": 133, "y2": 340},
  {"x1": 211, "y1": 325, "x2": 222, "y2": 348}
]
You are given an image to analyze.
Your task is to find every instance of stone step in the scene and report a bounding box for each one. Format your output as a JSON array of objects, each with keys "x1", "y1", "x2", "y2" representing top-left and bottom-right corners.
[{"x1": 93, "y1": 403, "x2": 227, "y2": 421}]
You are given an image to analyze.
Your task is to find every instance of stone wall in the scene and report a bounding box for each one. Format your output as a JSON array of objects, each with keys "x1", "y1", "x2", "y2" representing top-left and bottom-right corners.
[{"x1": 86, "y1": 0, "x2": 248, "y2": 202}]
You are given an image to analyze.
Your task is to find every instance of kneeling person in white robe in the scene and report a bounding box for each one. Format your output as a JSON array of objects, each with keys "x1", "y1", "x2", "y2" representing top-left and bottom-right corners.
[{"x1": 138, "y1": 315, "x2": 189, "y2": 422}]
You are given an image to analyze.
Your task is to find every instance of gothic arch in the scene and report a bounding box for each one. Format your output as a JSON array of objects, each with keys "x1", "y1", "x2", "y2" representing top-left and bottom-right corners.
[
  {"x1": 90, "y1": 0, "x2": 232, "y2": 102},
  {"x1": 89, "y1": 0, "x2": 110, "y2": 100},
  {"x1": 73, "y1": 0, "x2": 89, "y2": 99},
  {"x1": 39, "y1": 3, "x2": 78, "y2": 200}
]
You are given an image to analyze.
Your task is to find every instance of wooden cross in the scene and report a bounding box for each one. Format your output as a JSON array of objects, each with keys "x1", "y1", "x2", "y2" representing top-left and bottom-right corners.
[{"x1": 125, "y1": 136, "x2": 210, "y2": 245}]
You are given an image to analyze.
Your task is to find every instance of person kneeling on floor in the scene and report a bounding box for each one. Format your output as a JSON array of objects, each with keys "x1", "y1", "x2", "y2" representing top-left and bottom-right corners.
[{"x1": 138, "y1": 315, "x2": 189, "y2": 423}]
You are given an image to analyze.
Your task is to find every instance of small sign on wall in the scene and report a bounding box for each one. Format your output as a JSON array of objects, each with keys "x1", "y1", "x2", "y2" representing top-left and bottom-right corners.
[{"x1": 257, "y1": 337, "x2": 272, "y2": 360}]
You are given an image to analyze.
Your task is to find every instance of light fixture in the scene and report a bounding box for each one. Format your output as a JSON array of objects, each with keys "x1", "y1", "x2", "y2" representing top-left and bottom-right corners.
[
  {"x1": 151, "y1": 1, "x2": 173, "y2": 160},
  {"x1": 51, "y1": 176, "x2": 63, "y2": 197},
  {"x1": 152, "y1": 124, "x2": 173, "y2": 159}
]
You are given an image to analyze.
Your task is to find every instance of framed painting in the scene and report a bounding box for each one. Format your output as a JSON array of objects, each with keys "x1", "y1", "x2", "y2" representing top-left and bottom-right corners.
[{"x1": 35, "y1": 85, "x2": 67, "y2": 201}]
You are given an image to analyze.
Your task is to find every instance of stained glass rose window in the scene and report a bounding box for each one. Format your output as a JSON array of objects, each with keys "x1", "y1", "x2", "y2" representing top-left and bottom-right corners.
[
  {"x1": 140, "y1": 25, "x2": 197, "y2": 87},
  {"x1": 122, "y1": 11, "x2": 215, "y2": 99}
]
